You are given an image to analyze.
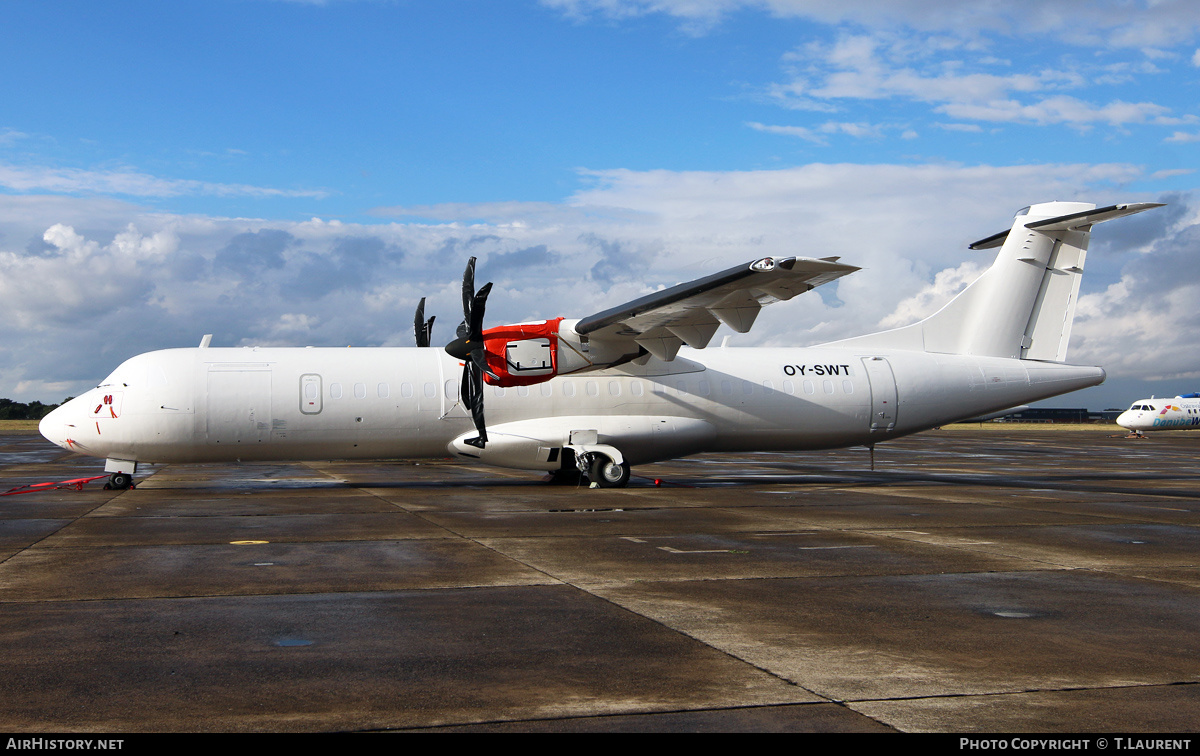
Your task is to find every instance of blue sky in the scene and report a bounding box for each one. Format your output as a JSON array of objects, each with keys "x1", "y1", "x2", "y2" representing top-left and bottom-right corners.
[{"x1": 2, "y1": 0, "x2": 1200, "y2": 410}]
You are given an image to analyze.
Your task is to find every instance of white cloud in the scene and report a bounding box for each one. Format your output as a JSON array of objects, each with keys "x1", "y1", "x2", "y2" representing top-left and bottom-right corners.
[
  {"x1": 0, "y1": 163, "x2": 328, "y2": 199},
  {"x1": 0, "y1": 128, "x2": 29, "y2": 146},
  {"x1": 544, "y1": 1, "x2": 1200, "y2": 48},
  {"x1": 936, "y1": 123, "x2": 984, "y2": 132},
  {"x1": 747, "y1": 121, "x2": 824, "y2": 143},
  {"x1": 0, "y1": 162, "x2": 1176, "y2": 404},
  {"x1": 938, "y1": 96, "x2": 1181, "y2": 127},
  {"x1": 774, "y1": 33, "x2": 1193, "y2": 130},
  {"x1": 747, "y1": 120, "x2": 889, "y2": 143},
  {"x1": 878, "y1": 261, "x2": 986, "y2": 329}
]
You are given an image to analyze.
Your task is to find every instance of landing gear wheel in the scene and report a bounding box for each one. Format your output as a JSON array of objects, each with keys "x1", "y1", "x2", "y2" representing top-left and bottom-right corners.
[
  {"x1": 108, "y1": 472, "x2": 134, "y2": 490},
  {"x1": 588, "y1": 455, "x2": 630, "y2": 488}
]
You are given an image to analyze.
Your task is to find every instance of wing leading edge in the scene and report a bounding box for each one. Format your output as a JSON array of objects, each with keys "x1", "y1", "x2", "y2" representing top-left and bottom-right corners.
[{"x1": 574, "y1": 255, "x2": 859, "y2": 361}]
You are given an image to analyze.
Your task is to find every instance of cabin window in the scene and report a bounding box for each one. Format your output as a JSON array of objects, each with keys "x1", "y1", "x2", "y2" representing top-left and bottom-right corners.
[
  {"x1": 423, "y1": 382, "x2": 435, "y2": 398},
  {"x1": 842, "y1": 380, "x2": 854, "y2": 394},
  {"x1": 676, "y1": 381, "x2": 688, "y2": 395},
  {"x1": 354, "y1": 383, "x2": 366, "y2": 399},
  {"x1": 741, "y1": 381, "x2": 753, "y2": 395},
  {"x1": 401, "y1": 382, "x2": 414, "y2": 398},
  {"x1": 305, "y1": 382, "x2": 318, "y2": 399},
  {"x1": 446, "y1": 379, "x2": 460, "y2": 398},
  {"x1": 698, "y1": 380, "x2": 710, "y2": 396},
  {"x1": 803, "y1": 380, "x2": 815, "y2": 395},
  {"x1": 564, "y1": 382, "x2": 577, "y2": 398},
  {"x1": 377, "y1": 383, "x2": 389, "y2": 398},
  {"x1": 330, "y1": 383, "x2": 344, "y2": 399},
  {"x1": 631, "y1": 381, "x2": 644, "y2": 397},
  {"x1": 586, "y1": 381, "x2": 599, "y2": 397},
  {"x1": 518, "y1": 386, "x2": 529, "y2": 398},
  {"x1": 823, "y1": 380, "x2": 834, "y2": 394},
  {"x1": 540, "y1": 383, "x2": 553, "y2": 397},
  {"x1": 493, "y1": 386, "x2": 506, "y2": 397},
  {"x1": 783, "y1": 380, "x2": 795, "y2": 395},
  {"x1": 608, "y1": 381, "x2": 621, "y2": 397},
  {"x1": 762, "y1": 380, "x2": 774, "y2": 395}
]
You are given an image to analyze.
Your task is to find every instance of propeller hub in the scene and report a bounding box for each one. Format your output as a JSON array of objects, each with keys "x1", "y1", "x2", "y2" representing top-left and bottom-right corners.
[{"x1": 445, "y1": 336, "x2": 471, "y2": 361}]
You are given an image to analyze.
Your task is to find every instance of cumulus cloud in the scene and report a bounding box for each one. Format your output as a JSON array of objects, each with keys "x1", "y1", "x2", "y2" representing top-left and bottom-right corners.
[
  {"x1": 878, "y1": 261, "x2": 987, "y2": 329},
  {"x1": 1066, "y1": 199, "x2": 1200, "y2": 378},
  {"x1": 0, "y1": 162, "x2": 1180, "y2": 404}
]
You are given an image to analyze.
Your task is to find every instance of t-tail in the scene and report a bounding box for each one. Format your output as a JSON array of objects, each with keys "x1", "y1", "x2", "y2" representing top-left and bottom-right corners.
[{"x1": 827, "y1": 201, "x2": 1163, "y2": 360}]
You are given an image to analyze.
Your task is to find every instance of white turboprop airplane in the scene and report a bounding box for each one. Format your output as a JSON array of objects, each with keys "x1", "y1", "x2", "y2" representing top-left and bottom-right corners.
[
  {"x1": 1116, "y1": 394, "x2": 1200, "y2": 434},
  {"x1": 39, "y1": 200, "x2": 1161, "y2": 490}
]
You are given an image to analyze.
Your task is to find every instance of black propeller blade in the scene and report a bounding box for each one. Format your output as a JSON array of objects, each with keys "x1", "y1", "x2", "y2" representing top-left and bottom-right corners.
[
  {"x1": 414, "y1": 297, "x2": 435, "y2": 348},
  {"x1": 444, "y1": 257, "x2": 495, "y2": 448}
]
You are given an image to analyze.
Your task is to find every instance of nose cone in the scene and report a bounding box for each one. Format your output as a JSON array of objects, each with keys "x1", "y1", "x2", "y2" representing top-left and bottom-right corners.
[
  {"x1": 39, "y1": 404, "x2": 70, "y2": 449},
  {"x1": 1116, "y1": 410, "x2": 1146, "y2": 431}
]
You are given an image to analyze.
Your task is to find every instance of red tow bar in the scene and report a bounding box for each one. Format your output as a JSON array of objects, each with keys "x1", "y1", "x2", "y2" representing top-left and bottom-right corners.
[{"x1": 2, "y1": 475, "x2": 111, "y2": 496}]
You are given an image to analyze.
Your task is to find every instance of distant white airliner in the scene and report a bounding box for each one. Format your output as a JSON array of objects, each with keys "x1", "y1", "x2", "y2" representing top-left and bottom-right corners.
[
  {"x1": 40, "y1": 201, "x2": 1162, "y2": 490},
  {"x1": 1116, "y1": 394, "x2": 1200, "y2": 434}
]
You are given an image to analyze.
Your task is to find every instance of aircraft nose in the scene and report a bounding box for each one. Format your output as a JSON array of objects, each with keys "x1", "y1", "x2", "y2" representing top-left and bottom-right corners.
[
  {"x1": 39, "y1": 403, "x2": 72, "y2": 450},
  {"x1": 1115, "y1": 411, "x2": 1138, "y2": 430}
]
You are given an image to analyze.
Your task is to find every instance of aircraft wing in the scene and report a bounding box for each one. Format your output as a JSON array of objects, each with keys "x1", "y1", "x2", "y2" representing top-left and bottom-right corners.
[{"x1": 574, "y1": 255, "x2": 858, "y2": 360}]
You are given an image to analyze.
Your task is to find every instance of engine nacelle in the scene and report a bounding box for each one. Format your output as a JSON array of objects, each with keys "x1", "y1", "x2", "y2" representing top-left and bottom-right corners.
[
  {"x1": 479, "y1": 318, "x2": 565, "y2": 387},
  {"x1": 473, "y1": 317, "x2": 641, "y2": 388}
]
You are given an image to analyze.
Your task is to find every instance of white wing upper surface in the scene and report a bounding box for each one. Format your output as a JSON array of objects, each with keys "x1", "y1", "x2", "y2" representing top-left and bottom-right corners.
[{"x1": 573, "y1": 256, "x2": 858, "y2": 360}]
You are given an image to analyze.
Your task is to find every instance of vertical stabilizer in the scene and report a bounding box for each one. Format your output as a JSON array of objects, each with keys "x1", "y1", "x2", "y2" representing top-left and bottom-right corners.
[{"x1": 825, "y1": 201, "x2": 1163, "y2": 361}]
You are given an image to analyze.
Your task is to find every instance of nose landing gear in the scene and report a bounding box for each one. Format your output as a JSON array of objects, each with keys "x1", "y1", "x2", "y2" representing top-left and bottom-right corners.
[
  {"x1": 104, "y1": 472, "x2": 135, "y2": 490},
  {"x1": 103, "y1": 459, "x2": 137, "y2": 490}
]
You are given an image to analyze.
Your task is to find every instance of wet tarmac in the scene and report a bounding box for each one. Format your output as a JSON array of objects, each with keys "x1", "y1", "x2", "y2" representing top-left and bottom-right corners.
[{"x1": 2, "y1": 427, "x2": 1199, "y2": 733}]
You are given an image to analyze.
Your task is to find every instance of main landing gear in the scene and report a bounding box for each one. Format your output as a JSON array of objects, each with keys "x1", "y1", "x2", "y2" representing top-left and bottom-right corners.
[
  {"x1": 547, "y1": 448, "x2": 632, "y2": 488},
  {"x1": 588, "y1": 454, "x2": 631, "y2": 488}
]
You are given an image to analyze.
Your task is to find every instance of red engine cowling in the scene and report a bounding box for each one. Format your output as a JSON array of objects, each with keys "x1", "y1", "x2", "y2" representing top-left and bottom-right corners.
[{"x1": 478, "y1": 317, "x2": 565, "y2": 387}]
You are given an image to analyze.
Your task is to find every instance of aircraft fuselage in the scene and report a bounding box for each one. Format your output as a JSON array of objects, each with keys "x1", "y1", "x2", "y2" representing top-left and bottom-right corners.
[
  {"x1": 1116, "y1": 396, "x2": 1200, "y2": 433},
  {"x1": 40, "y1": 345, "x2": 1104, "y2": 471}
]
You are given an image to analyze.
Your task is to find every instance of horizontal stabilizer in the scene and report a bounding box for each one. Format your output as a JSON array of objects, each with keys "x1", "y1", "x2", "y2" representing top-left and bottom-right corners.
[{"x1": 969, "y1": 203, "x2": 1164, "y2": 250}]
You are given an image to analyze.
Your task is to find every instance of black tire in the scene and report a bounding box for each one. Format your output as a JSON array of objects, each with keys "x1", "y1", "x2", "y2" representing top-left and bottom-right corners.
[
  {"x1": 588, "y1": 455, "x2": 630, "y2": 488},
  {"x1": 109, "y1": 472, "x2": 133, "y2": 490}
]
